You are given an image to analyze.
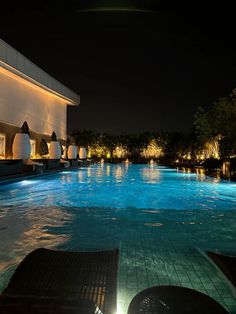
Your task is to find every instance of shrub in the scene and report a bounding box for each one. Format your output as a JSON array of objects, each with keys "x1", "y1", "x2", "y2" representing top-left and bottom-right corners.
[{"x1": 39, "y1": 139, "x2": 48, "y2": 157}]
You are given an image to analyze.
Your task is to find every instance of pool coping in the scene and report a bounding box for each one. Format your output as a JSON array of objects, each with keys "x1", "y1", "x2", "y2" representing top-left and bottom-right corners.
[{"x1": 0, "y1": 167, "x2": 79, "y2": 186}]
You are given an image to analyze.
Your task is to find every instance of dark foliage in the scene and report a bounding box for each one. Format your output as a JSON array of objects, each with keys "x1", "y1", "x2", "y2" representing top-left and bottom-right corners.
[
  {"x1": 39, "y1": 139, "x2": 48, "y2": 157},
  {"x1": 21, "y1": 121, "x2": 30, "y2": 135},
  {"x1": 51, "y1": 131, "x2": 57, "y2": 141}
]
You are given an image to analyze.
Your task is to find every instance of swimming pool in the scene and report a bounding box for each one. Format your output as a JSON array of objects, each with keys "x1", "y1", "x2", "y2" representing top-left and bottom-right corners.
[{"x1": 0, "y1": 164, "x2": 236, "y2": 313}]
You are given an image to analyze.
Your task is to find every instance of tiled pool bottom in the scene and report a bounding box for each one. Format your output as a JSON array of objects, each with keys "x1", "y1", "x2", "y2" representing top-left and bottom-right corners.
[
  {"x1": 118, "y1": 243, "x2": 236, "y2": 314},
  {"x1": 0, "y1": 203, "x2": 236, "y2": 313}
]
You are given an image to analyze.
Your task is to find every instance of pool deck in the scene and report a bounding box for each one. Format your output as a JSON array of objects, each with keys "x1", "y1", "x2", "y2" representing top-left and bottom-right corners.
[{"x1": 118, "y1": 242, "x2": 236, "y2": 314}]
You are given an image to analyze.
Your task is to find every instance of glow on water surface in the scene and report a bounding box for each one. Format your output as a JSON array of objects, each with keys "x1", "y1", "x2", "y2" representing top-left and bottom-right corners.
[{"x1": 0, "y1": 164, "x2": 236, "y2": 313}]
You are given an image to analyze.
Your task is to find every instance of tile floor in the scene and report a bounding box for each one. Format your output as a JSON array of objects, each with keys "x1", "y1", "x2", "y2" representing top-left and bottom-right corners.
[{"x1": 117, "y1": 242, "x2": 236, "y2": 314}]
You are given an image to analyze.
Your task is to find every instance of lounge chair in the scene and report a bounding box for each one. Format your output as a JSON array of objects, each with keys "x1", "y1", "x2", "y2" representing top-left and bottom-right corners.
[
  {"x1": 0, "y1": 248, "x2": 119, "y2": 314},
  {"x1": 127, "y1": 285, "x2": 228, "y2": 314},
  {"x1": 0, "y1": 159, "x2": 23, "y2": 176},
  {"x1": 207, "y1": 251, "x2": 236, "y2": 287}
]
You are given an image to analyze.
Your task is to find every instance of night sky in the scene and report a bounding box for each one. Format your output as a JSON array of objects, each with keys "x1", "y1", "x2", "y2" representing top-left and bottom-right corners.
[{"x1": 1, "y1": 1, "x2": 236, "y2": 134}]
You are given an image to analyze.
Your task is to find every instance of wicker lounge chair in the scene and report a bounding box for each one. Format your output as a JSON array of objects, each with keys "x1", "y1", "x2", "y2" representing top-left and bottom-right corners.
[
  {"x1": 128, "y1": 285, "x2": 228, "y2": 314},
  {"x1": 0, "y1": 248, "x2": 119, "y2": 314}
]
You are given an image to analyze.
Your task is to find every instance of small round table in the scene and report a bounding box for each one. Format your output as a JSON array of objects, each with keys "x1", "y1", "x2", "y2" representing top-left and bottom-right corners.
[{"x1": 128, "y1": 285, "x2": 228, "y2": 314}]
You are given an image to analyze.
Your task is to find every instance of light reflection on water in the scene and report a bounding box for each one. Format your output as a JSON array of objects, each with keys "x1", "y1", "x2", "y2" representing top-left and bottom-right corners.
[
  {"x1": 140, "y1": 166, "x2": 161, "y2": 183},
  {"x1": 0, "y1": 205, "x2": 71, "y2": 289},
  {"x1": 0, "y1": 164, "x2": 235, "y2": 295}
]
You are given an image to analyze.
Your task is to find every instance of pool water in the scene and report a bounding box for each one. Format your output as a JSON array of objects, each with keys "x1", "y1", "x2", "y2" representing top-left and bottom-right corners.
[{"x1": 0, "y1": 164, "x2": 236, "y2": 313}]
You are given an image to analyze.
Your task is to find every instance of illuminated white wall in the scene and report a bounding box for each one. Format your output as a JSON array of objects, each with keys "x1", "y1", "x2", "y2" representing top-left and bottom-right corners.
[
  {"x1": 0, "y1": 71, "x2": 67, "y2": 140},
  {"x1": 0, "y1": 39, "x2": 79, "y2": 105}
]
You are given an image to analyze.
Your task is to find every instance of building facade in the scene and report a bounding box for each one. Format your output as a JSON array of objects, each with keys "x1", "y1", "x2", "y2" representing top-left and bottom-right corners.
[{"x1": 0, "y1": 39, "x2": 79, "y2": 159}]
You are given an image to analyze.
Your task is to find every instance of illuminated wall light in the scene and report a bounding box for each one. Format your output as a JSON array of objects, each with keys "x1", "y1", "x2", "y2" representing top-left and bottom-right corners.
[
  {"x1": 87, "y1": 149, "x2": 91, "y2": 158},
  {"x1": 30, "y1": 139, "x2": 36, "y2": 158},
  {"x1": 62, "y1": 145, "x2": 66, "y2": 158},
  {"x1": 0, "y1": 133, "x2": 6, "y2": 159}
]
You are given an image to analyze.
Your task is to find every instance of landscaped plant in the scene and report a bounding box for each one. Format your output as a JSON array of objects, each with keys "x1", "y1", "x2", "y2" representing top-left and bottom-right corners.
[
  {"x1": 72, "y1": 129, "x2": 95, "y2": 149},
  {"x1": 51, "y1": 131, "x2": 57, "y2": 141},
  {"x1": 66, "y1": 137, "x2": 71, "y2": 148},
  {"x1": 194, "y1": 87, "x2": 236, "y2": 158},
  {"x1": 39, "y1": 139, "x2": 48, "y2": 157},
  {"x1": 60, "y1": 142, "x2": 64, "y2": 156},
  {"x1": 21, "y1": 121, "x2": 30, "y2": 135}
]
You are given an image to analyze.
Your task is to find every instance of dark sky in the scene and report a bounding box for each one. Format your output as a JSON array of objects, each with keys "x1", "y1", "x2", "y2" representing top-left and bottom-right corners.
[{"x1": 1, "y1": 0, "x2": 236, "y2": 134}]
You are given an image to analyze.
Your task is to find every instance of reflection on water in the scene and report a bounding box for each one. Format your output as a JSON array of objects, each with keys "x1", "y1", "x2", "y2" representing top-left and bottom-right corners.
[
  {"x1": 106, "y1": 164, "x2": 110, "y2": 176},
  {"x1": 114, "y1": 165, "x2": 126, "y2": 181},
  {"x1": 195, "y1": 168, "x2": 206, "y2": 180},
  {"x1": 0, "y1": 206, "x2": 71, "y2": 288},
  {"x1": 0, "y1": 164, "x2": 236, "y2": 296},
  {"x1": 179, "y1": 167, "x2": 222, "y2": 184},
  {"x1": 140, "y1": 166, "x2": 160, "y2": 184}
]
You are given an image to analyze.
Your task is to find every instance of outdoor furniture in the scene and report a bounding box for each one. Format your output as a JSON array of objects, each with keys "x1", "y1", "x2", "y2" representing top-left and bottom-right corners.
[
  {"x1": 68, "y1": 159, "x2": 79, "y2": 167},
  {"x1": 47, "y1": 159, "x2": 60, "y2": 170},
  {"x1": 0, "y1": 159, "x2": 23, "y2": 176},
  {"x1": 78, "y1": 160, "x2": 91, "y2": 167},
  {"x1": 207, "y1": 251, "x2": 236, "y2": 287},
  {"x1": 23, "y1": 160, "x2": 44, "y2": 174},
  {"x1": 127, "y1": 285, "x2": 228, "y2": 314},
  {"x1": 33, "y1": 159, "x2": 60, "y2": 170},
  {"x1": 0, "y1": 248, "x2": 119, "y2": 314},
  {"x1": 60, "y1": 159, "x2": 70, "y2": 168}
]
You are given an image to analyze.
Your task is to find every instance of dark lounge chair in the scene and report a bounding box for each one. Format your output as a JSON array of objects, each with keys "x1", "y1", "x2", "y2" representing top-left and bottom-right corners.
[
  {"x1": 0, "y1": 248, "x2": 119, "y2": 314},
  {"x1": 127, "y1": 285, "x2": 228, "y2": 314},
  {"x1": 33, "y1": 159, "x2": 60, "y2": 170},
  {"x1": 0, "y1": 159, "x2": 23, "y2": 176},
  {"x1": 207, "y1": 251, "x2": 236, "y2": 287}
]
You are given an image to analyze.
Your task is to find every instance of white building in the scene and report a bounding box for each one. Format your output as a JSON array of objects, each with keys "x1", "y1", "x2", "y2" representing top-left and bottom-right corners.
[{"x1": 0, "y1": 39, "x2": 80, "y2": 159}]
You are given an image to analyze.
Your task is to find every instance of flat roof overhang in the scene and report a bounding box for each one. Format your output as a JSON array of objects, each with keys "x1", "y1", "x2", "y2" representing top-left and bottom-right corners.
[{"x1": 0, "y1": 60, "x2": 79, "y2": 106}]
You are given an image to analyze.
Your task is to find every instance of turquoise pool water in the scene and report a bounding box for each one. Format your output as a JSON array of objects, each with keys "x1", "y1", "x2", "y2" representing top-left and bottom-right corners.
[{"x1": 0, "y1": 164, "x2": 236, "y2": 313}]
